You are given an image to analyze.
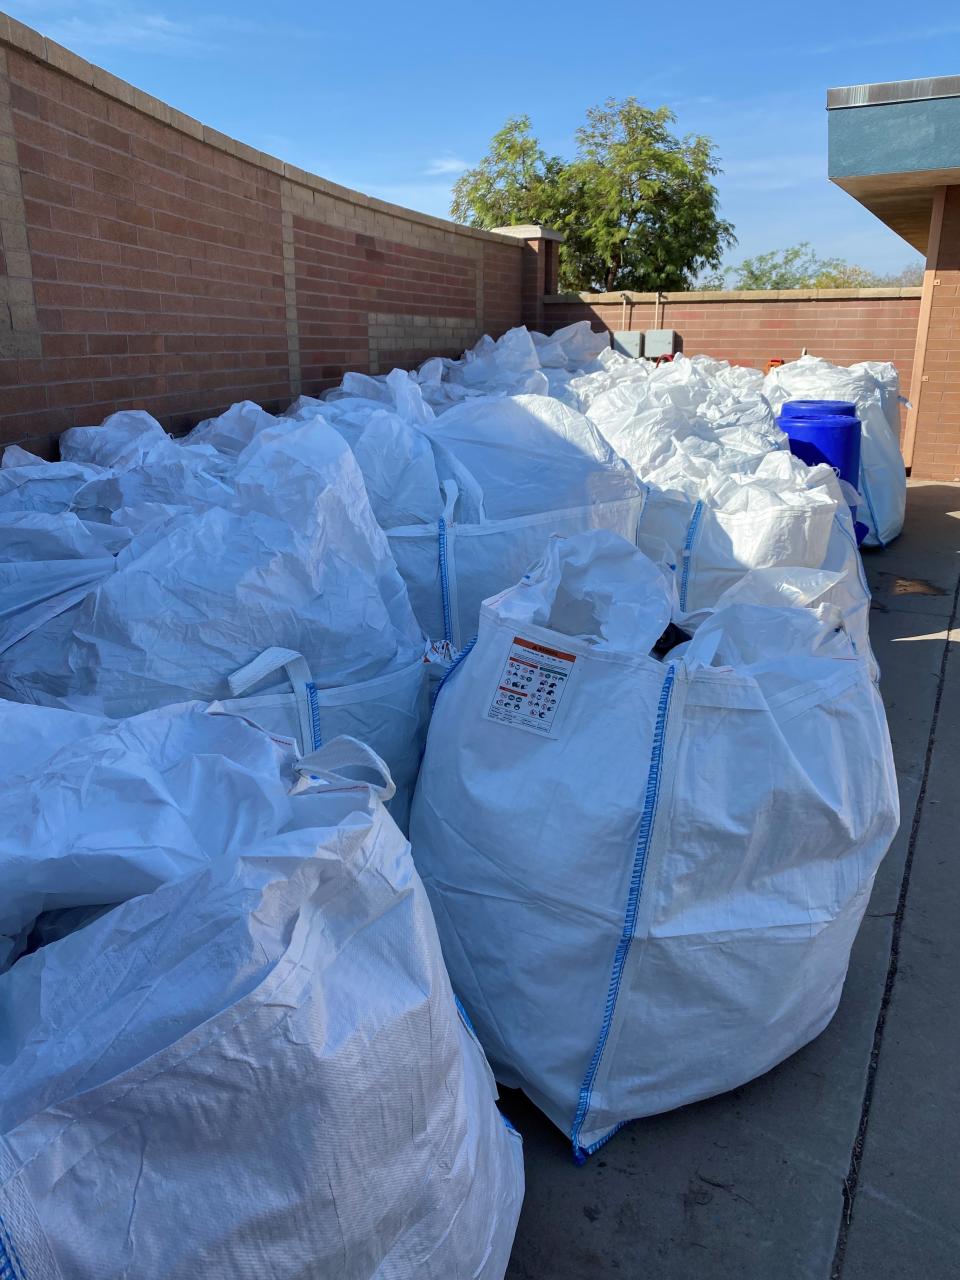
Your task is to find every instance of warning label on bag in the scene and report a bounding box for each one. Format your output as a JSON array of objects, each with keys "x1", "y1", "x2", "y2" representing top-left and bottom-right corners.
[{"x1": 486, "y1": 635, "x2": 576, "y2": 737}]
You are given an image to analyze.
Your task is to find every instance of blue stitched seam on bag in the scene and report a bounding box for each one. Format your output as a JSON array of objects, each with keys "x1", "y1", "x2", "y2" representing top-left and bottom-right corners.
[
  {"x1": 678, "y1": 501, "x2": 704, "y2": 612},
  {"x1": 501, "y1": 1111, "x2": 522, "y2": 1138},
  {"x1": 0, "y1": 1211, "x2": 26, "y2": 1280},
  {"x1": 454, "y1": 993, "x2": 478, "y2": 1036},
  {"x1": 569, "y1": 664, "x2": 676, "y2": 1163},
  {"x1": 306, "y1": 682, "x2": 322, "y2": 749},
  {"x1": 431, "y1": 635, "x2": 477, "y2": 709},
  {"x1": 438, "y1": 516, "x2": 454, "y2": 645}
]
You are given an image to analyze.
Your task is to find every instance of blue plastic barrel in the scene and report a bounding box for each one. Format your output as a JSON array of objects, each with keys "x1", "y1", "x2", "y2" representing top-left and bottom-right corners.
[
  {"x1": 777, "y1": 400, "x2": 865, "y2": 543},
  {"x1": 778, "y1": 413, "x2": 861, "y2": 490},
  {"x1": 780, "y1": 399, "x2": 857, "y2": 422}
]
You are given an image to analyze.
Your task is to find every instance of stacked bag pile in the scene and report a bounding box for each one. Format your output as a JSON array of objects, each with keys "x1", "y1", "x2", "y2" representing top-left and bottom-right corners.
[
  {"x1": 0, "y1": 406, "x2": 429, "y2": 823},
  {"x1": 301, "y1": 327, "x2": 901, "y2": 664},
  {"x1": 0, "y1": 318, "x2": 904, "y2": 1271},
  {"x1": 281, "y1": 331, "x2": 646, "y2": 648}
]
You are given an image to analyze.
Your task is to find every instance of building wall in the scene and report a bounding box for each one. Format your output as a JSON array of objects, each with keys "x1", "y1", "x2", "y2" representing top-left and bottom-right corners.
[
  {"x1": 910, "y1": 185, "x2": 960, "y2": 482},
  {"x1": 0, "y1": 18, "x2": 523, "y2": 452}
]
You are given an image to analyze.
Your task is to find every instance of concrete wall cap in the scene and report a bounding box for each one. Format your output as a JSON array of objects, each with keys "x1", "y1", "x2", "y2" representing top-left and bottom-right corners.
[
  {"x1": 491, "y1": 224, "x2": 565, "y2": 242},
  {"x1": 544, "y1": 286, "x2": 923, "y2": 304}
]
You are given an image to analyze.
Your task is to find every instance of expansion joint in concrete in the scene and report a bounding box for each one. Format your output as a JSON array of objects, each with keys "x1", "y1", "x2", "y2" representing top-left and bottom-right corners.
[{"x1": 830, "y1": 569, "x2": 960, "y2": 1278}]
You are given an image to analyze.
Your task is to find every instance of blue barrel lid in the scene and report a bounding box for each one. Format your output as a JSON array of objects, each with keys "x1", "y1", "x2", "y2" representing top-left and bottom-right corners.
[{"x1": 780, "y1": 399, "x2": 857, "y2": 419}]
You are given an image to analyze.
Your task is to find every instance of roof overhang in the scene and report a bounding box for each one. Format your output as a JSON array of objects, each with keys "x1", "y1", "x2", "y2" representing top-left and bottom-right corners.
[{"x1": 827, "y1": 77, "x2": 960, "y2": 254}]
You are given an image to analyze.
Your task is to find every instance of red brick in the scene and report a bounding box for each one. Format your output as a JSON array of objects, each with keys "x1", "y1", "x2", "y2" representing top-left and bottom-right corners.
[
  {"x1": 87, "y1": 334, "x2": 129, "y2": 356},
  {"x1": 9, "y1": 82, "x2": 41, "y2": 119},
  {"x1": 86, "y1": 119, "x2": 131, "y2": 154},
  {"x1": 0, "y1": 384, "x2": 48, "y2": 414},
  {"x1": 92, "y1": 167, "x2": 134, "y2": 199}
]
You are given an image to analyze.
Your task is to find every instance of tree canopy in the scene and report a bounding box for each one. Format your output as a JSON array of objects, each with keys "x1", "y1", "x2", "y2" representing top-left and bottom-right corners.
[
  {"x1": 700, "y1": 243, "x2": 924, "y2": 290},
  {"x1": 451, "y1": 100, "x2": 736, "y2": 294}
]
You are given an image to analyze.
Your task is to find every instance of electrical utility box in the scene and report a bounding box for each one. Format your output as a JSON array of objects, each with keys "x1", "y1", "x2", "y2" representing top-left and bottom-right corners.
[
  {"x1": 644, "y1": 329, "x2": 682, "y2": 359},
  {"x1": 613, "y1": 331, "x2": 643, "y2": 358}
]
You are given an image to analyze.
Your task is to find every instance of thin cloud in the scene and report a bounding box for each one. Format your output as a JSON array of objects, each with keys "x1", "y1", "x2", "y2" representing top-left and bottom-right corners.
[
  {"x1": 6, "y1": 1, "x2": 278, "y2": 54},
  {"x1": 808, "y1": 21, "x2": 960, "y2": 56},
  {"x1": 425, "y1": 156, "x2": 472, "y2": 176},
  {"x1": 718, "y1": 153, "x2": 824, "y2": 192},
  {"x1": 363, "y1": 180, "x2": 457, "y2": 219},
  {"x1": 41, "y1": 11, "x2": 192, "y2": 51},
  {"x1": 670, "y1": 94, "x2": 718, "y2": 110}
]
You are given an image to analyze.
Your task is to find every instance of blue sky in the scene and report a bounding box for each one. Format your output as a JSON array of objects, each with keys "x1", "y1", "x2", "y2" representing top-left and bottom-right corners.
[{"x1": 7, "y1": 0, "x2": 958, "y2": 274}]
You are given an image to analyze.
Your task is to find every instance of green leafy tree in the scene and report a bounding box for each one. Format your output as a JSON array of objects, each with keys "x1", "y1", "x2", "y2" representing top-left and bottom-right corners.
[
  {"x1": 720, "y1": 243, "x2": 924, "y2": 291},
  {"x1": 875, "y1": 262, "x2": 924, "y2": 286},
  {"x1": 812, "y1": 261, "x2": 879, "y2": 288},
  {"x1": 728, "y1": 243, "x2": 830, "y2": 289},
  {"x1": 452, "y1": 99, "x2": 736, "y2": 294},
  {"x1": 694, "y1": 269, "x2": 728, "y2": 290},
  {"x1": 450, "y1": 115, "x2": 564, "y2": 229}
]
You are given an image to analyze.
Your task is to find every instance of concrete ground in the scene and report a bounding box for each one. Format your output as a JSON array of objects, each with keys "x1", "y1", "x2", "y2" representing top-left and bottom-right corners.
[{"x1": 505, "y1": 481, "x2": 960, "y2": 1280}]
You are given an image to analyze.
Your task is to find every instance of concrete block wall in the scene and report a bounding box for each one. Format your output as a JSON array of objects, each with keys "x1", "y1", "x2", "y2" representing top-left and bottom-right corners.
[{"x1": 0, "y1": 15, "x2": 524, "y2": 451}]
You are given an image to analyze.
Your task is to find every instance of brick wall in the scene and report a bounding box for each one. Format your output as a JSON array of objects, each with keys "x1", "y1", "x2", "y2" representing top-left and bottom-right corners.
[
  {"x1": 545, "y1": 290, "x2": 922, "y2": 439},
  {"x1": 0, "y1": 16, "x2": 523, "y2": 452},
  {"x1": 0, "y1": 13, "x2": 931, "y2": 465},
  {"x1": 910, "y1": 186, "x2": 960, "y2": 482}
]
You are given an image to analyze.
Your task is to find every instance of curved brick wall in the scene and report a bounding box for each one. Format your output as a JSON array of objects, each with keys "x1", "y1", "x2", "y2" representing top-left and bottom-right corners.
[{"x1": 0, "y1": 15, "x2": 523, "y2": 452}]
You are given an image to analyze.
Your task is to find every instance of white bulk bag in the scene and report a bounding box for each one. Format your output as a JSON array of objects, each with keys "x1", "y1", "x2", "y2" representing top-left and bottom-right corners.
[
  {"x1": 851, "y1": 360, "x2": 906, "y2": 444},
  {"x1": 0, "y1": 453, "x2": 104, "y2": 514},
  {"x1": 762, "y1": 354, "x2": 906, "y2": 546},
  {"x1": 389, "y1": 491, "x2": 646, "y2": 647},
  {"x1": 182, "y1": 399, "x2": 283, "y2": 456},
  {"x1": 307, "y1": 385, "x2": 648, "y2": 646},
  {"x1": 0, "y1": 700, "x2": 293, "y2": 970},
  {"x1": 590, "y1": 384, "x2": 873, "y2": 662},
  {"x1": 633, "y1": 454, "x2": 873, "y2": 653},
  {"x1": 58, "y1": 410, "x2": 177, "y2": 470},
  {"x1": 213, "y1": 646, "x2": 428, "y2": 830},
  {"x1": 1, "y1": 445, "x2": 39, "y2": 468},
  {"x1": 386, "y1": 395, "x2": 647, "y2": 645},
  {"x1": 316, "y1": 407, "x2": 448, "y2": 528},
  {"x1": 423, "y1": 394, "x2": 640, "y2": 520},
  {"x1": 0, "y1": 734, "x2": 524, "y2": 1278},
  {"x1": 69, "y1": 449, "x2": 235, "y2": 532},
  {"x1": 0, "y1": 700, "x2": 109, "y2": 782},
  {"x1": 531, "y1": 321, "x2": 610, "y2": 370},
  {"x1": 0, "y1": 428, "x2": 424, "y2": 710},
  {"x1": 410, "y1": 532, "x2": 898, "y2": 1157},
  {"x1": 445, "y1": 326, "x2": 548, "y2": 396},
  {"x1": 568, "y1": 348, "x2": 651, "y2": 413},
  {"x1": 588, "y1": 385, "x2": 782, "y2": 486},
  {"x1": 668, "y1": 457, "x2": 845, "y2": 613},
  {"x1": 0, "y1": 513, "x2": 129, "y2": 658}
]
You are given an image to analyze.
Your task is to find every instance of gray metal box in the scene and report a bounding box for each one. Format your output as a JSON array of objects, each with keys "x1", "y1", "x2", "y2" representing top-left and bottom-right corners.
[
  {"x1": 644, "y1": 329, "x2": 682, "y2": 358},
  {"x1": 613, "y1": 330, "x2": 644, "y2": 358}
]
